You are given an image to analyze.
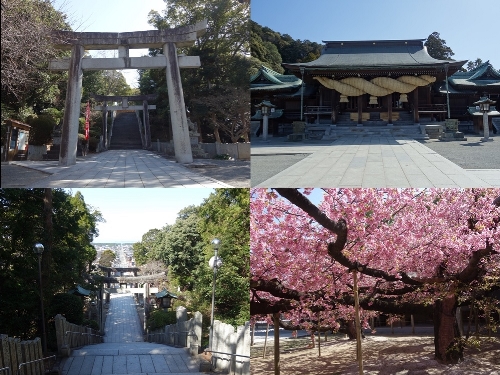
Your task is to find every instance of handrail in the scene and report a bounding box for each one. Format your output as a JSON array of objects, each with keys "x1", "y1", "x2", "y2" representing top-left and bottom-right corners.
[
  {"x1": 0, "y1": 367, "x2": 10, "y2": 375},
  {"x1": 18, "y1": 355, "x2": 56, "y2": 375},
  {"x1": 65, "y1": 330, "x2": 102, "y2": 337}
]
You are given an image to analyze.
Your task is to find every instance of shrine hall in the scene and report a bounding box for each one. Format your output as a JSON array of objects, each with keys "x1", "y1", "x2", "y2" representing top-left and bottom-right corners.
[{"x1": 251, "y1": 39, "x2": 500, "y2": 138}]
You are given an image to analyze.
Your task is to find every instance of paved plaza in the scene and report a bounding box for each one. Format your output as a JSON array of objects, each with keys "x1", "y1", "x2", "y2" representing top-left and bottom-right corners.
[
  {"x1": 251, "y1": 135, "x2": 500, "y2": 188},
  {"x1": 1, "y1": 150, "x2": 233, "y2": 188},
  {"x1": 61, "y1": 294, "x2": 204, "y2": 375}
]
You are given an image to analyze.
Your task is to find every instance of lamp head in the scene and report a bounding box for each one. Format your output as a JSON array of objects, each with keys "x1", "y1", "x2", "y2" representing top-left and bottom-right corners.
[
  {"x1": 211, "y1": 238, "x2": 220, "y2": 250},
  {"x1": 33, "y1": 243, "x2": 44, "y2": 255}
]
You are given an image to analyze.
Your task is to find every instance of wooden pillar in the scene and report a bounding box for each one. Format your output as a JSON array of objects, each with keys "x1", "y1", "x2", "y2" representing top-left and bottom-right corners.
[
  {"x1": 143, "y1": 100, "x2": 151, "y2": 149},
  {"x1": 413, "y1": 87, "x2": 420, "y2": 124},
  {"x1": 357, "y1": 95, "x2": 363, "y2": 126},
  {"x1": 331, "y1": 90, "x2": 338, "y2": 124},
  {"x1": 387, "y1": 94, "x2": 393, "y2": 125},
  {"x1": 164, "y1": 42, "x2": 193, "y2": 163},
  {"x1": 60, "y1": 44, "x2": 84, "y2": 166},
  {"x1": 102, "y1": 101, "x2": 108, "y2": 150}
]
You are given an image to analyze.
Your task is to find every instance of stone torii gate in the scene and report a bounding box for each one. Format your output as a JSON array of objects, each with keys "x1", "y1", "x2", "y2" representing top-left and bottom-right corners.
[
  {"x1": 92, "y1": 94, "x2": 157, "y2": 150},
  {"x1": 49, "y1": 20, "x2": 207, "y2": 165}
]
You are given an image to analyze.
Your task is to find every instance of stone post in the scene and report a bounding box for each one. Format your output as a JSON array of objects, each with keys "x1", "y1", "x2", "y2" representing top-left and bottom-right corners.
[
  {"x1": 60, "y1": 44, "x2": 84, "y2": 166},
  {"x1": 164, "y1": 42, "x2": 193, "y2": 163},
  {"x1": 102, "y1": 101, "x2": 108, "y2": 150},
  {"x1": 143, "y1": 100, "x2": 151, "y2": 149}
]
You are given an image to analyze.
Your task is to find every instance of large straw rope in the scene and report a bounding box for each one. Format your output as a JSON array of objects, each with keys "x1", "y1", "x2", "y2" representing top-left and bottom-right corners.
[{"x1": 314, "y1": 75, "x2": 435, "y2": 97}]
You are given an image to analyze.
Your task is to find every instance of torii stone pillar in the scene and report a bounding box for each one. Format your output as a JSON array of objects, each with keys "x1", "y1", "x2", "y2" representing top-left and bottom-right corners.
[
  {"x1": 164, "y1": 42, "x2": 191, "y2": 163},
  {"x1": 60, "y1": 44, "x2": 84, "y2": 166},
  {"x1": 50, "y1": 20, "x2": 207, "y2": 165}
]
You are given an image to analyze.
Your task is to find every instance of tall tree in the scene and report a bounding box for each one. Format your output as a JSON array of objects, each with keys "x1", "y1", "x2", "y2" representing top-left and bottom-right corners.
[
  {"x1": 1, "y1": 0, "x2": 70, "y2": 112},
  {"x1": 424, "y1": 32, "x2": 455, "y2": 60},
  {"x1": 142, "y1": 0, "x2": 250, "y2": 143},
  {"x1": 0, "y1": 189, "x2": 103, "y2": 340},
  {"x1": 251, "y1": 188, "x2": 500, "y2": 363},
  {"x1": 466, "y1": 58, "x2": 484, "y2": 71}
]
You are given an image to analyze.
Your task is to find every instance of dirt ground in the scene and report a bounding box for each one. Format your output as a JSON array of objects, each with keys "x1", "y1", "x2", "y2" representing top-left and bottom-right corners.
[{"x1": 251, "y1": 335, "x2": 500, "y2": 375}]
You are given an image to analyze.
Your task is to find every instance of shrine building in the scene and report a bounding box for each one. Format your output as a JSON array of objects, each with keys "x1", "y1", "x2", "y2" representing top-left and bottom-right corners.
[{"x1": 251, "y1": 38, "x2": 500, "y2": 138}]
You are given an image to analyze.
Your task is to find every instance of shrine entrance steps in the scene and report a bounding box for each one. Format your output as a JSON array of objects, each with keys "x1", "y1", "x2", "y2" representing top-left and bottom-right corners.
[
  {"x1": 109, "y1": 112, "x2": 143, "y2": 150},
  {"x1": 61, "y1": 294, "x2": 204, "y2": 374},
  {"x1": 61, "y1": 342, "x2": 204, "y2": 375}
]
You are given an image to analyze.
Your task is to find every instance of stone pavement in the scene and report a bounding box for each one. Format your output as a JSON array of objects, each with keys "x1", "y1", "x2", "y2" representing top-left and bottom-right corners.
[
  {"x1": 61, "y1": 294, "x2": 205, "y2": 374},
  {"x1": 2, "y1": 150, "x2": 233, "y2": 188},
  {"x1": 251, "y1": 136, "x2": 500, "y2": 188}
]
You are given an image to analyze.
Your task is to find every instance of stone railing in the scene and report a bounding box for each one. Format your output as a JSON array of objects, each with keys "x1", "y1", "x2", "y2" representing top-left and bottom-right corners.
[
  {"x1": 54, "y1": 314, "x2": 102, "y2": 357},
  {"x1": 146, "y1": 307, "x2": 202, "y2": 356},
  {"x1": 209, "y1": 321, "x2": 250, "y2": 375},
  {"x1": 0, "y1": 334, "x2": 56, "y2": 375}
]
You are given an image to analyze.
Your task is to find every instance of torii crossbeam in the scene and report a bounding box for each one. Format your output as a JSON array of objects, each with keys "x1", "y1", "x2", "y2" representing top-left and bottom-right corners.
[{"x1": 49, "y1": 20, "x2": 207, "y2": 165}]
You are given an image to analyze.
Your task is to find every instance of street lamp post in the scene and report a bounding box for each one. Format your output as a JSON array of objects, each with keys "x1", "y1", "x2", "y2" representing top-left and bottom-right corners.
[
  {"x1": 474, "y1": 97, "x2": 496, "y2": 142},
  {"x1": 209, "y1": 238, "x2": 222, "y2": 351},
  {"x1": 33, "y1": 243, "x2": 47, "y2": 354}
]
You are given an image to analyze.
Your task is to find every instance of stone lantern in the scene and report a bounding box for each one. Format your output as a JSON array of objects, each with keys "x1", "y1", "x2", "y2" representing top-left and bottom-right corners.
[
  {"x1": 255, "y1": 100, "x2": 276, "y2": 141},
  {"x1": 473, "y1": 97, "x2": 496, "y2": 141}
]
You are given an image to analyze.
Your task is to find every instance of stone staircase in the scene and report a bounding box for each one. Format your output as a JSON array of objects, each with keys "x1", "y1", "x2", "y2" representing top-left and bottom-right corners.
[
  {"x1": 305, "y1": 112, "x2": 425, "y2": 140},
  {"x1": 109, "y1": 112, "x2": 143, "y2": 150},
  {"x1": 62, "y1": 342, "x2": 205, "y2": 375}
]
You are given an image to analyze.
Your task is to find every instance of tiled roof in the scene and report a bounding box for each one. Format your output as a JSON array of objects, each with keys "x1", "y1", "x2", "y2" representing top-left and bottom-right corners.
[
  {"x1": 251, "y1": 65, "x2": 302, "y2": 91},
  {"x1": 449, "y1": 61, "x2": 500, "y2": 88},
  {"x1": 284, "y1": 39, "x2": 466, "y2": 71}
]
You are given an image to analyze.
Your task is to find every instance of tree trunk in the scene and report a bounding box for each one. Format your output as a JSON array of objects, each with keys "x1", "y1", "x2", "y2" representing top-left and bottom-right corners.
[
  {"x1": 273, "y1": 312, "x2": 280, "y2": 375},
  {"x1": 434, "y1": 294, "x2": 463, "y2": 363},
  {"x1": 346, "y1": 320, "x2": 357, "y2": 339}
]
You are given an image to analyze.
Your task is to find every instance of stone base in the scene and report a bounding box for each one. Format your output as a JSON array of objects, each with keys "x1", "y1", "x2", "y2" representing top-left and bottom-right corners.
[
  {"x1": 481, "y1": 138, "x2": 494, "y2": 142},
  {"x1": 439, "y1": 132, "x2": 466, "y2": 141},
  {"x1": 287, "y1": 133, "x2": 306, "y2": 142}
]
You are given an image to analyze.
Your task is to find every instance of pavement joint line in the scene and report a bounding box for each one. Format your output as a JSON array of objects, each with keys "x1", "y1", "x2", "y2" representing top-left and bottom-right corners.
[{"x1": 253, "y1": 135, "x2": 499, "y2": 187}]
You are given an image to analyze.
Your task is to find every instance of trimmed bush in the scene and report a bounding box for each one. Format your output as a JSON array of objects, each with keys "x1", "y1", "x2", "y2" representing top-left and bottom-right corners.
[
  {"x1": 27, "y1": 114, "x2": 55, "y2": 145},
  {"x1": 147, "y1": 309, "x2": 177, "y2": 330}
]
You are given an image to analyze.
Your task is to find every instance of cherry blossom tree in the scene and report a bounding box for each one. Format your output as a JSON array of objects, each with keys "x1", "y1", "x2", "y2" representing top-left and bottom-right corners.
[{"x1": 250, "y1": 188, "x2": 500, "y2": 364}]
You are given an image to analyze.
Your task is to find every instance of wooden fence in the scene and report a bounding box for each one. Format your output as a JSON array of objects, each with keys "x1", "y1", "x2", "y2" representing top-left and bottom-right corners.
[
  {"x1": 0, "y1": 335, "x2": 55, "y2": 375},
  {"x1": 54, "y1": 314, "x2": 102, "y2": 357}
]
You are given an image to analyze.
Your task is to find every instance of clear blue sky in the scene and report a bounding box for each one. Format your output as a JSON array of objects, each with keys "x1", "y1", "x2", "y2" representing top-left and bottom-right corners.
[
  {"x1": 65, "y1": 188, "x2": 214, "y2": 243},
  {"x1": 52, "y1": 0, "x2": 167, "y2": 87},
  {"x1": 251, "y1": 0, "x2": 500, "y2": 69}
]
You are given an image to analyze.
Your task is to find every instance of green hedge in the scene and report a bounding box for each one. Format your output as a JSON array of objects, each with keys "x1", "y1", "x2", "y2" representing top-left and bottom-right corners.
[
  {"x1": 147, "y1": 309, "x2": 177, "y2": 330},
  {"x1": 27, "y1": 114, "x2": 55, "y2": 145}
]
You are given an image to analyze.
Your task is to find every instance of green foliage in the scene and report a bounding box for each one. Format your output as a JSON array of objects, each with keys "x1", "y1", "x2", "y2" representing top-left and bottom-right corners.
[
  {"x1": 424, "y1": 32, "x2": 455, "y2": 60},
  {"x1": 214, "y1": 154, "x2": 232, "y2": 160},
  {"x1": 82, "y1": 319, "x2": 99, "y2": 331},
  {"x1": 250, "y1": 20, "x2": 322, "y2": 69},
  {"x1": 133, "y1": 189, "x2": 249, "y2": 327},
  {"x1": 466, "y1": 58, "x2": 484, "y2": 71},
  {"x1": 147, "y1": 309, "x2": 177, "y2": 330},
  {"x1": 27, "y1": 114, "x2": 56, "y2": 145},
  {"x1": 133, "y1": 228, "x2": 165, "y2": 265},
  {"x1": 0, "y1": 189, "x2": 102, "y2": 339},
  {"x1": 41, "y1": 108, "x2": 63, "y2": 125},
  {"x1": 99, "y1": 249, "x2": 116, "y2": 267},
  {"x1": 158, "y1": 206, "x2": 205, "y2": 290},
  {"x1": 49, "y1": 293, "x2": 84, "y2": 325},
  {"x1": 143, "y1": 0, "x2": 250, "y2": 143}
]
